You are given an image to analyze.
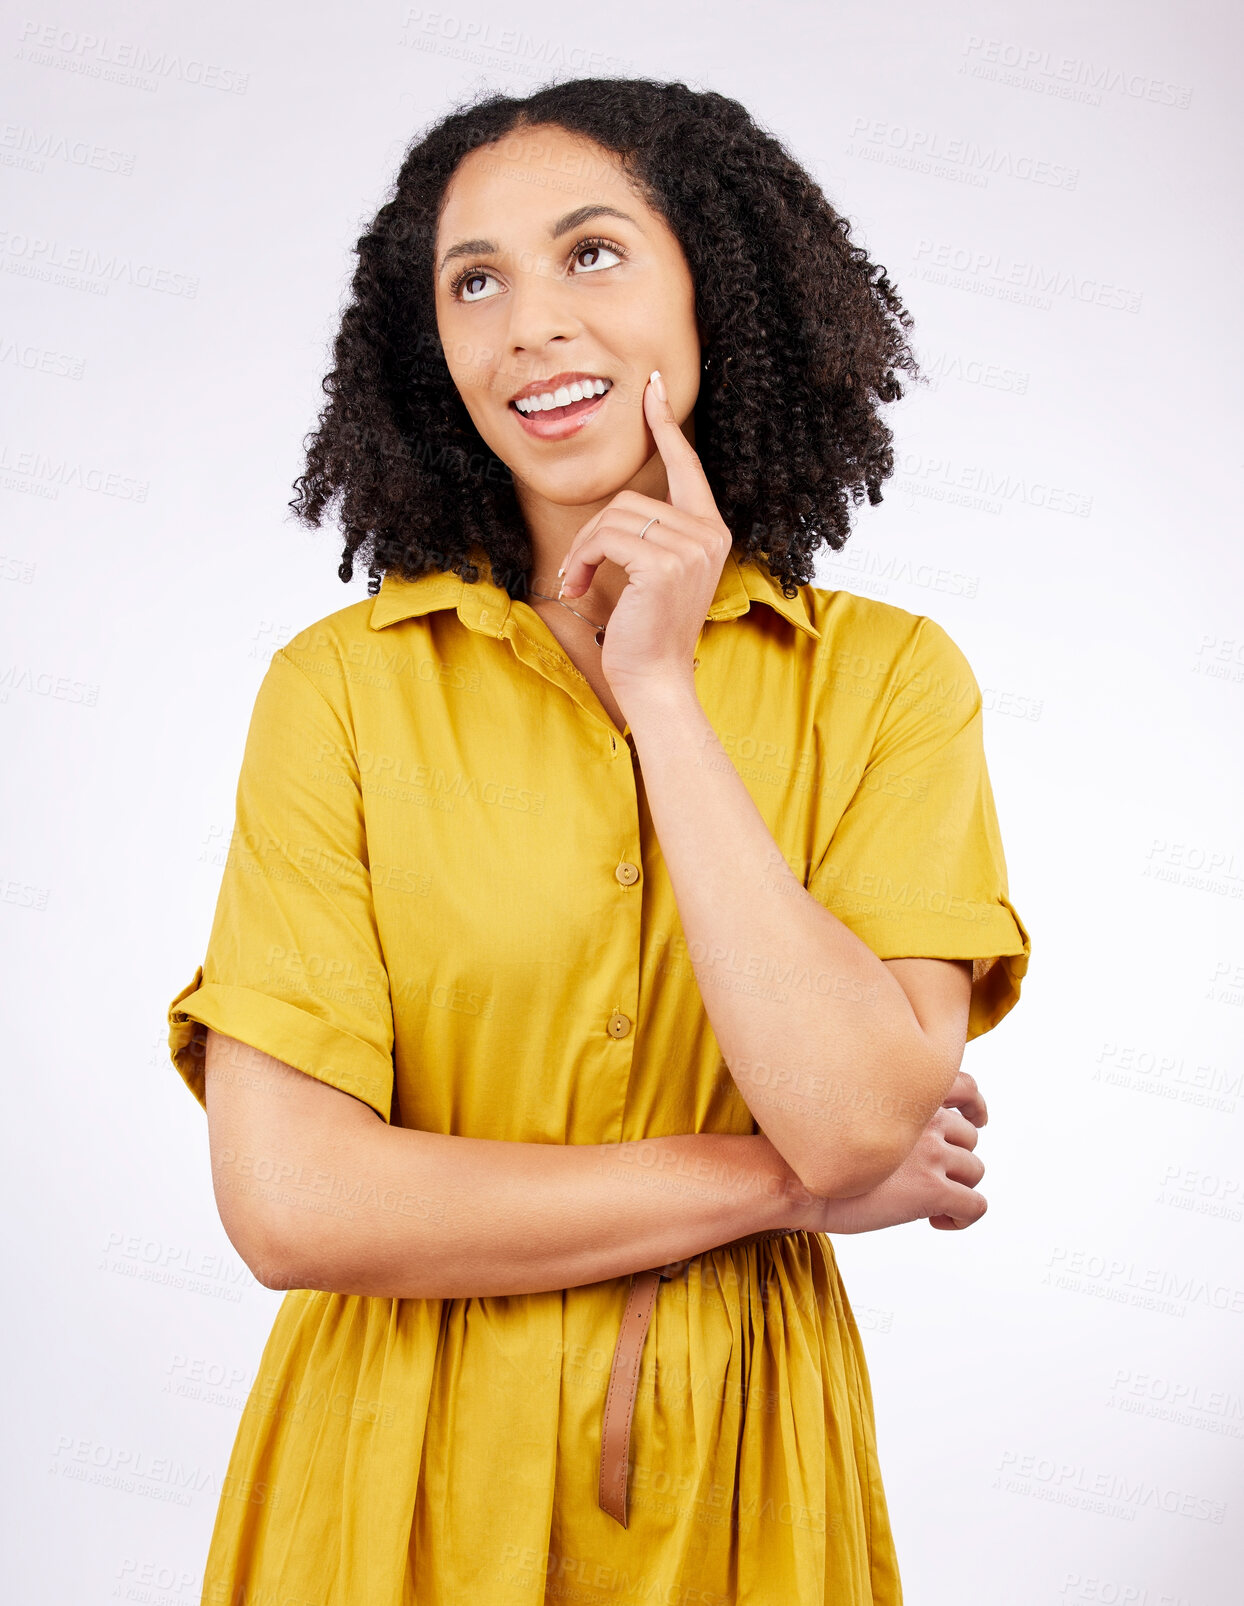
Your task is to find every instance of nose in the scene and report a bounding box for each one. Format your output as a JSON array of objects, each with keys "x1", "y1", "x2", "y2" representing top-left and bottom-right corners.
[{"x1": 503, "y1": 254, "x2": 582, "y2": 363}]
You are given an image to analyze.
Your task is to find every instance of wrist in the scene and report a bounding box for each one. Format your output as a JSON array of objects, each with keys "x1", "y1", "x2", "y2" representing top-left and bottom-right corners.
[
  {"x1": 613, "y1": 674, "x2": 700, "y2": 730},
  {"x1": 742, "y1": 1133, "x2": 816, "y2": 1233}
]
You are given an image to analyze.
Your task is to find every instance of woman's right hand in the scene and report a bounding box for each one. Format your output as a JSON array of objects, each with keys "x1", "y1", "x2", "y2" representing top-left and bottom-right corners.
[{"x1": 778, "y1": 1071, "x2": 990, "y2": 1235}]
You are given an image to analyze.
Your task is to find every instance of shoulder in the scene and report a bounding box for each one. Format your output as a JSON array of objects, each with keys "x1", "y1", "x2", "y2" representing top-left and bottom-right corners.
[
  {"x1": 278, "y1": 594, "x2": 379, "y2": 661},
  {"x1": 803, "y1": 583, "x2": 978, "y2": 694},
  {"x1": 246, "y1": 594, "x2": 385, "y2": 724},
  {"x1": 270, "y1": 593, "x2": 385, "y2": 684}
]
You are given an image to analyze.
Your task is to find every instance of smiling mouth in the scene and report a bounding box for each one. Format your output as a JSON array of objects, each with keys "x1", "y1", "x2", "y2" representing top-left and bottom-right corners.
[
  {"x1": 508, "y1": 379, "x2": 614, "y2": 437},
  {"x1": 510, "y1": 377, "x2": 614, "y2": 418},
  {"x1": 511, "y1": 392, "x2": 605, "y2": 422}
]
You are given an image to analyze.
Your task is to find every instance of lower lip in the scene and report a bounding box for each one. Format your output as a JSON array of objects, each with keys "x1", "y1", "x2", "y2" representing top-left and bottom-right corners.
[{"x1": 510, "y1": 386, "x2": 612, "y2": 440}]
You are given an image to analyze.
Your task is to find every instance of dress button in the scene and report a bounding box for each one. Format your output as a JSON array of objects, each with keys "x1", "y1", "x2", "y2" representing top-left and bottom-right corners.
[
  {"x1": 615, "y1": 861, "x2": 640, "y2": 886},
  {"x1": 607, "y1": 1012, "x2": 632, "y2": 1039}
]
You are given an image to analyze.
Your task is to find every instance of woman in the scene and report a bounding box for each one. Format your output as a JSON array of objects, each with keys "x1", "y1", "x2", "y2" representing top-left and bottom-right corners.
[{"x1": 168, "y1": 78, "x2": 1030, "y2": 1604}]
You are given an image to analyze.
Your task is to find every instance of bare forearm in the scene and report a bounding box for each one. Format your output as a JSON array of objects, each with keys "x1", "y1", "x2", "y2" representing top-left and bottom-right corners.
[
  {"x1": 622, "y1": 680, "x2": 947, "y2": 1193},
  {"x1": 241, "y1": 1121, "x2": 831, "y2": 1299}
]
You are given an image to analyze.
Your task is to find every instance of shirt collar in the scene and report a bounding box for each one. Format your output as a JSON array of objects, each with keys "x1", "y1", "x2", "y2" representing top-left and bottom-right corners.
[{"x1": 368, "y1": 542, "x2": 820, "y2": 641}]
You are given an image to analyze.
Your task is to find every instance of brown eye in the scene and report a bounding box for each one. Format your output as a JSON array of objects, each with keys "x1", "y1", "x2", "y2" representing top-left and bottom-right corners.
[
  {"x1": 457, "y1": 270, "x2": 497, "y2": 303},
  {"x1": 573, "y1": 239, "x2": 624, "y2": 275}
]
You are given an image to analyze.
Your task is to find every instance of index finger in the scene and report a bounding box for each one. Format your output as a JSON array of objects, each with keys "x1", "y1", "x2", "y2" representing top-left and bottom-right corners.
[
  {"x1": 643, "y1": 370, "x2": 716, "y2": 518},
  {"x1": 940, "y1": 1069, "x2": 988, "y2": 1128}
]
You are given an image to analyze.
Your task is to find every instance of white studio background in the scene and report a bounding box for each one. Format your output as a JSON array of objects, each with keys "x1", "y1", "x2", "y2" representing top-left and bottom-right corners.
[{"x1": 3, "y1": 2, "x2": 1240, "y2": 1602}]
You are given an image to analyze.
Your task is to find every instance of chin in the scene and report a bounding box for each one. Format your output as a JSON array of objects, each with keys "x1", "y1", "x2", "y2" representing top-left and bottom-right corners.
[{"x1": 535, "y1": 450, "x2": 647, "y2": 503}]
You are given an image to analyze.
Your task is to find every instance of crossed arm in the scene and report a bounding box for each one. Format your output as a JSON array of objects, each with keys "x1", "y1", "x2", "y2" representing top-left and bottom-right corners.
[
  {"x1": 201, "y1": 679, "x2": 991, "y2": 1300},
  {"x1": 619, "y1": 677, "x2": 977, "y2": 1194},
  {"x1": 202, "y1": 1003, "x2": 988, "y2": 1302}
]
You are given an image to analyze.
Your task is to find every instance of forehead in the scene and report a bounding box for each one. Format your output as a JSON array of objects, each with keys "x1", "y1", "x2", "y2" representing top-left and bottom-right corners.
[{"x1": 436, "y1": 125, "x2": 647, "y2": 238}]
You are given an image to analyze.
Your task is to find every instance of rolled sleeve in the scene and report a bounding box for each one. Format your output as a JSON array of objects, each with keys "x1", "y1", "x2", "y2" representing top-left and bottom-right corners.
[
  {"x1": 808, "y1": 616, "x2": 1031, "y2": 1041},
  {"x1": 167, "y1": 648, "x2": 395, "y2": 1122}
]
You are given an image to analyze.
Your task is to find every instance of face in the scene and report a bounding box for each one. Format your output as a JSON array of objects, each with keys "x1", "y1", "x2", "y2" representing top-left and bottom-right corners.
[{"x1": 432, "y1": 123, "x2": 702, "y2": 527}]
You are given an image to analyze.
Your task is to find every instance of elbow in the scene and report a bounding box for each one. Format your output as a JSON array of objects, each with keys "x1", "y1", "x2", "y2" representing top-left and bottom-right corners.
[
  {"x1": 797, "y1": 1051, "x2": 963, "y2": 1200},
  {"x1": 209, "y1": 1144, "x2": 331, "y2": 1292},
  {"x1": 247, "y1": 1212, "x2": 325, "y2": 1292},
  {"x1": 216, "y1": 1207, "x2": 306, "y2": 1293},
  {"x1": 250, "y1": 1240, "x2": 302, "y2": 1292},
  {"x1": 794, "y1": 1132, "x2": 907, "y2": 1201}
]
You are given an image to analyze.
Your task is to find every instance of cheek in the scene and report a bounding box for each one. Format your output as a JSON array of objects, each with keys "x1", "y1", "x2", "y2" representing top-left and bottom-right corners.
[
  {"x1": 432, "y1": 299, "x2": 455, "y2": 354},
  {"x1": 434, "y1": 302, "x2": 483, "y2": 369},
  {"x1": 450, "y1": 343, "x2": 501, "y2": 398},
  {"x1": 447, "y1": 363, "x2": 495, "y2": 408}
]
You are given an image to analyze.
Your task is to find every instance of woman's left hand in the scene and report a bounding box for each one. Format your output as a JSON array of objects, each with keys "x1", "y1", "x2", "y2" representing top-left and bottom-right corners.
[
  {"x1": 557, "y1": 371, "x2": 732, "y2": 701},
  {"x1": 816, "y1": 1074, "x2": 990, "y2": 1235}
]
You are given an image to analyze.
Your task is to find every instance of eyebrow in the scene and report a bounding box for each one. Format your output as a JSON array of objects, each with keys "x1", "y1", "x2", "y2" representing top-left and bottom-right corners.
[{"x1": 436, "y1": 204, "x2": 642, "y2": 278}]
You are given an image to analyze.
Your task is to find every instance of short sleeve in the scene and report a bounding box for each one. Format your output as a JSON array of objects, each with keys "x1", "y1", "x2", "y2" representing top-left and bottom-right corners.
[
  {"x1": 167, "y1": 648, "x2": 395, "y2": 1122},
  {"x1": 806, "y1": 615, "x2": 1031, "y2": 1041}
]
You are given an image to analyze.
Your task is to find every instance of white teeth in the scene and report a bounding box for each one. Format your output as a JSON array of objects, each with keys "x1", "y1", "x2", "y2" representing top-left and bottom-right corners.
[{"x1": 515, "y1": 377, "x2": 611, "y2": 415}]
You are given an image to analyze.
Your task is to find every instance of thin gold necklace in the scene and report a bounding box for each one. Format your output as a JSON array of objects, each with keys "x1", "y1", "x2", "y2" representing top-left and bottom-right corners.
[{"x1": 527, "y1": 586, "x2": 609, "y2": 646}]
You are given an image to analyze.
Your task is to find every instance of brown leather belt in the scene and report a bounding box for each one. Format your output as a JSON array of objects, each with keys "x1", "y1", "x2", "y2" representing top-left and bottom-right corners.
[{"x1": 598, "y1": 1226, "x2": 800, "y2": 1527}]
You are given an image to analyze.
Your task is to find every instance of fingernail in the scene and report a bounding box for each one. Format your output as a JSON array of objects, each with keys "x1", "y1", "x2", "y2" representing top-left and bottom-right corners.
[
  {"x1": 650, "y1": 369, "x2": 667, "y2": 403},
  {"x1": 557, "y1": 561, "x2": 565, "y2": 578},
  {"x1": 557, "y1": 580, "x2": 566, "y2": 598}
]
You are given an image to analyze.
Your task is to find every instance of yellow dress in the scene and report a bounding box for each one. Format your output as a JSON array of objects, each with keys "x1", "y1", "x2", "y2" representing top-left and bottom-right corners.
[{"x1": 167, "y1": 543, "x2": 1030, "y2": 1603}]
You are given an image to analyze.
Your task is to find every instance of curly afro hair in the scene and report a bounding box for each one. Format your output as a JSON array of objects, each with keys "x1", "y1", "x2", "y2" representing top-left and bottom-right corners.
[{"x1": 289, "y1": 76, "x2": 923, "y2": 602}]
